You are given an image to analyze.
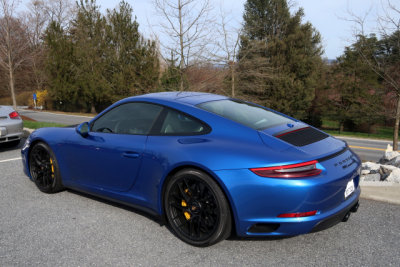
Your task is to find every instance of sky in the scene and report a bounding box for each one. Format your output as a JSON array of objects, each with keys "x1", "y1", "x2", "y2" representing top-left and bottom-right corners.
[
  {"x1": 93, "y1": 0, "x2": 384, "y2": 59},
  {"x1": 18, "y1": 0, "x2": 390, "y2": 59}
]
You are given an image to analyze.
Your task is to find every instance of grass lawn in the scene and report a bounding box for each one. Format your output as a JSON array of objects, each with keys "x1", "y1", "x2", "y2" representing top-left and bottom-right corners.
[
  {"x1": 23, "y1": 120, "x2": 67, "y2": 129},
  {"x1": 321, "y1": 119, "x2": 396, "y2": 140}
]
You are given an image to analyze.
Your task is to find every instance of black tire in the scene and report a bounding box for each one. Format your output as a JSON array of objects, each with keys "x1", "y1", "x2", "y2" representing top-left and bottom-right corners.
[
  {"x1": 29, "y1": 142, "x2": 64, "y2": 193},
  {"x1": 164, "y1": 169, "x2": 232, "y2": 247}
]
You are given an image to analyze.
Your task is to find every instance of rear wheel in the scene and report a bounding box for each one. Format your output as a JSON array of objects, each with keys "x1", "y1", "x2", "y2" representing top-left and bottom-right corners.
[
  {"x1": 29, "y1": 142, "x2": 64, "y2": 193},
  {"x1": 164, "y1": 169, "x2": 231, "y2": 246}
]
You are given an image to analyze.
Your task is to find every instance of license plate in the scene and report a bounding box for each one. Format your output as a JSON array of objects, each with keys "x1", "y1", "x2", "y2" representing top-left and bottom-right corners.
[{"x1": 345, "y1": 179, "x2": 355, "y2": 199}]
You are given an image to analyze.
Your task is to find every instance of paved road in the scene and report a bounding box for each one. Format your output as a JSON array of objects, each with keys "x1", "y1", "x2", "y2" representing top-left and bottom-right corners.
[
  {"x1": 18, "y1": 109, "x2": 93, "y2": 125},
  {"x1": 17, "y1": 109, "x2": 394, "y2": 161},
  {"x1": 340, "y1": 136, "x2": 398, "y2": 162},
  {"x1": 0, "y1": 146, "x2": 399, "y2": 266}
]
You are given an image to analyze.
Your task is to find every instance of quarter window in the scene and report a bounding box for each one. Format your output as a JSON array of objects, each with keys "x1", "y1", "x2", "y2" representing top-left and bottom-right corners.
[
  {"x1": 198, "y1": 99, "x2": 294, "y2": 130},
  {"x1": 160, "y1": 109, "x2": 208, "y2": 135},
  {"x1": 91, "y1": 102, "x2": 163, "y2": 135}
]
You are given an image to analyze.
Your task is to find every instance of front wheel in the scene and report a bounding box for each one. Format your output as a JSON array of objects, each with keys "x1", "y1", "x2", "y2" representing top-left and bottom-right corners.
[
  {"x1": 29, "y1": 142, "x2": 64, "y2": 193},
  {"x1": 164, "y1": 169, "x2": 232, "y2": 246}
]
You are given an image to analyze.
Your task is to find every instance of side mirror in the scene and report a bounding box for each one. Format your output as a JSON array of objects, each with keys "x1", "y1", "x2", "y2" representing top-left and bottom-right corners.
[{"x1": 76, "y1": 122, "x2": 89, "y2": 137}]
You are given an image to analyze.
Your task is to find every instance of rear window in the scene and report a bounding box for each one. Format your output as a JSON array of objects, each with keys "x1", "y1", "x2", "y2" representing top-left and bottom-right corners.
[{"x1": 198, "y1": 99, "x2": 294, "y2": 130}]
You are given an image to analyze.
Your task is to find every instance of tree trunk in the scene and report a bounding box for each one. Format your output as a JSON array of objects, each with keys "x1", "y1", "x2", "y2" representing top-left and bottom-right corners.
[
  {"x1": 9, "y1": 65, "x2": 16, "y2": 109},
  {"x1": 231, "y1": 63, "x2": 235, "y2": 97},
  {"x1": 91, "y1": 104, "x2": 96, "y2": 114},
  {"x1": 178, "y1": 0, "x2": 185, "y2": 91},
  {"x1": 6, "y1": 21, "x2": 17, "y2": 109},
  {"x1": 393, "y1": 96, "x2": 400, "y2": 151}
]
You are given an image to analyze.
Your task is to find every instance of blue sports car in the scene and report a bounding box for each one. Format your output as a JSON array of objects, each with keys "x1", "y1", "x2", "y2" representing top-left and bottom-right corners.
[{"x1": 21, "y1": 92, "x2": 361, "y2": 246}]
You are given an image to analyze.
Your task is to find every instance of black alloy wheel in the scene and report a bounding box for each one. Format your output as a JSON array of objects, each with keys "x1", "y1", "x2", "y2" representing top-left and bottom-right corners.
[
  {"x1": 29, "y1": 142, "x2": 64, "y2": 193},
  {"x1": 164, "y1": 169, "x2": 231, "y2": 246}
]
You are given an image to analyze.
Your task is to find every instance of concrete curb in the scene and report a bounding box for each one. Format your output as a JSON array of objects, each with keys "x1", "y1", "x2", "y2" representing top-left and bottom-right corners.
[
  {"x1": 360, "y1": 184, "x2": 400, "y2": 205},
  {"x1": 334, "y1": 136, "x2": 394, "y2": 143},
  {"x1": 360, "y1": 181, "x2": 398, "y2": 186}
]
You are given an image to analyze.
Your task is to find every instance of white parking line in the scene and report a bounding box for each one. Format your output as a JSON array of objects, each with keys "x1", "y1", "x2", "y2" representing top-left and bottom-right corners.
[{"x1": 0, "y1": 157, "x2": 22, "y2": 163}]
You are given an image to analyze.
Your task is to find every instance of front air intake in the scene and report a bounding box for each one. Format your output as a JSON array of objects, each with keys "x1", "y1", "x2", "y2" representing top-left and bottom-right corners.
[{"x1": 275, "y1": 127, "x2": 328, "y2": 147}]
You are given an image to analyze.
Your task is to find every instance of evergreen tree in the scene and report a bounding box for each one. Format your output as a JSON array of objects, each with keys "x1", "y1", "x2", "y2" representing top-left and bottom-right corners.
[
  {"x1": 326, "y1": 35, "x2": 383, "y2": 132},
  {"x1": 44, "y1": 22, "x2": 77, "y2": 111},
  {"x1": 44, "y1": 0, "x2": 160, "y2": 112},
  {"x1": 238, "y1": 0, "x2": 323, "y2": 120},
  {"x1": 105, "y1": 1, "x2": 159, "y2": 98},
  {"x1": 159, "y1": 51, "x2": 182, "y2": 91},
  {"x1": 71, "y1": 0, "x2": 110, "y2": 113}
]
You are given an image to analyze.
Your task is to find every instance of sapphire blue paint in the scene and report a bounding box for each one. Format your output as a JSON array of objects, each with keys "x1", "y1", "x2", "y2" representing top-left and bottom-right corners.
[{"x1": 21, "y1": 92, "x2": 361, "y2": 237}]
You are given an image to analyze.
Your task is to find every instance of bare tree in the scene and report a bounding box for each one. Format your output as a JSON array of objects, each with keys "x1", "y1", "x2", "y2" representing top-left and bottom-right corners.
[
  {"x1": 42, "y1": 0, "x2": 75, "y2": 29},
  {"x1": 213, "y1": 4, "x2": 241, "y2": 97},
  {"x1": 22, "y1": 0, "x2": 74, "y2": 93},
  {"x1": 347, "y1": 0, "x2": 400, "y2": 149},
  {"x1": 153, "y1": 0, "x2": 213, "y2": 91},
  {"x1": 0, "y1": 0, "x2": 30, "y2": 109},
  {"x1": 24, "y1": 0, "x2": 47, "y2": 92}
]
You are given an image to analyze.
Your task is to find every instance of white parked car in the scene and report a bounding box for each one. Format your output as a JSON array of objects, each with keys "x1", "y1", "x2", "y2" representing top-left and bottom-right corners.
[{"x1": 0, "y1": 106, "x2": 23, "y2": 146}]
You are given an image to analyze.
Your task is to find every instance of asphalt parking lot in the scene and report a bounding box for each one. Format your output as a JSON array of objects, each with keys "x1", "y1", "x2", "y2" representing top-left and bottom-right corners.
[{"x1": 1, "y1": 142, "x2": 400, "y2": 266}]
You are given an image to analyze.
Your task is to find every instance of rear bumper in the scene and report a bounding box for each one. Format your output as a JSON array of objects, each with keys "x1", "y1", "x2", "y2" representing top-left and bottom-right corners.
[
  {"x1": 311, "y1": 196, "x2": 359, "y2": 233},
  {"x1": 0, "y1": 134, "x2": 22, "y2": 143},
  {"x1": 0, "y1": 120, "x2": 23, "y2": 143},
  {"x1": 214, "y1": 156, "x2": 361, "y2": 237}
]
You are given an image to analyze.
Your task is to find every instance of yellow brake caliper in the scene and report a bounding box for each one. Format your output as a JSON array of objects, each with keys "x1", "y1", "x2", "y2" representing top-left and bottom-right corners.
[
  {"x1": 50, "y1": 158, "x2": 55, "y2": 178},
  {"x1": 182, "y1": 188, "x2": 191, "y2": 220}
]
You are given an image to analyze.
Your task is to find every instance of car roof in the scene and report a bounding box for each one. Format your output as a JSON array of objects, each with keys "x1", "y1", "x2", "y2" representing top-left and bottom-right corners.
[{"x1": 127, "y1": 92, "x2": 229, "y2": 106}]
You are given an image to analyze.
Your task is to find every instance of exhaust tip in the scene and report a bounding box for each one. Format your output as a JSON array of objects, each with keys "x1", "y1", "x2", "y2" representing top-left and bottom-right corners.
[
  {"x1": 342, "y1": 212, "x2": 351, "y2": 222},
  {"x1": 350, "y1": 202, "x2": 359, "y2": 213}
]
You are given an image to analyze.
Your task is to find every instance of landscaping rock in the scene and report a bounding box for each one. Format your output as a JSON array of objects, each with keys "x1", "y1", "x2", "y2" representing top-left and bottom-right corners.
[
  {"x1": 361, "y1": 169, "x2": 370, "y2": 175},
  {"x1": 362, "y1": 162, "x2": 381, "y2": 172},
  {"x1": 386, "y1": 156, "x2": 400, "y2": 167},
  {"x1": 363, "y1": 173, "x2": 381, "y2": 182},
  {"x1": 360, "y1": 147, "x2": 400, "y2": 185},
  {"x1": 386, "y1": 169, "x2": 400, "y2": 183},
  {"x1": 380, "y1": 165, "x2": 398, "y2": 175},
  {"x1": 379, "y1": 151, "x2": 400, "y2": 164}
]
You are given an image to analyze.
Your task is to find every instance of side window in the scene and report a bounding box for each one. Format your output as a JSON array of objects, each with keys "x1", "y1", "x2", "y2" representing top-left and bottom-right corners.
[
  {"x1": 160, "y1": 109, "x2": 208, "y2": 135},
  {"x1": 91, "y1": 102, "x2": 163, "y2": 135}
]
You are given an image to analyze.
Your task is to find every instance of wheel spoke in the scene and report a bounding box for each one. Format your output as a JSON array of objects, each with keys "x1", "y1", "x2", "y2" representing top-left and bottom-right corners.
[
  {"x1": 170, "y1": 202, "x2": 185, "y2": 211},
  {"x1": 167, "y1": 175, "x2": 222, "y2": 242},
  {"x1": 177, "y1": 182, "x2": 189, "y2": 202},
  {"x1": 198, "y1": 183, "x2": 206, "y2": 199},
  {"x1": 183, "y1": 178, "x2": 192, "y2": 195},
  {"x1": 30, "y1": 145, "x2": 56, "y2": 190},
  {"x1": 195, "y1": 216, "x2": 202, "y2": 237},
  {"x1": 33, "y1": 153, "x2": 45, "y2": 167},
  {"x1": 189, "y1": 220, "x2": 194, "y2": 237}
]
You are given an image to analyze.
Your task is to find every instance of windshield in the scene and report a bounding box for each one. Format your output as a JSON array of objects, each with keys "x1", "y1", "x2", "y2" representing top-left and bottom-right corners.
[{"x1": 198, "y1": 99, "x2": 294, "y2": 130}]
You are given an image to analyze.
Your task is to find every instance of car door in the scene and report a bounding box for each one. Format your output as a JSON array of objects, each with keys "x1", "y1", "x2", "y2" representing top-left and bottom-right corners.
[{"x1": 64, "y1": 102, "x2": 163, "y2": 192}]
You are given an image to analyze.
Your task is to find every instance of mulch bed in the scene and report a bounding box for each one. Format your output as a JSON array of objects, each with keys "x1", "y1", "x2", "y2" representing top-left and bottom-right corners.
[{"x1": 20, "y1": 115, "x2": 36, "y2": 122}]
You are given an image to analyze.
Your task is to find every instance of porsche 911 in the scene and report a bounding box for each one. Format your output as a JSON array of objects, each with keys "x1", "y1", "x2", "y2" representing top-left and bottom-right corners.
[{"x1": 21, "y1": 92, "x2": 360, "y2": 246}]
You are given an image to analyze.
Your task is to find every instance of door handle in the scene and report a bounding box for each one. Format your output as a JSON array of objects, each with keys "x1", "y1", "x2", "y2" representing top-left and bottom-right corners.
[{"x1": 122, "y1": 152, "x2": 140, "y2": 158}]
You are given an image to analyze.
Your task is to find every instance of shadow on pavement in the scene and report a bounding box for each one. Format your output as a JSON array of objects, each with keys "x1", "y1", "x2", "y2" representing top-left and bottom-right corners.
[
  {"x1": 0, "y1": 138, "x2": 25, "y2": 152},
  {"x1": 65, "y1": 188, "x2": 296, "y2": 244},
  {"x1": 66, "y1": 188, "x2": 165, "y2": 226}
]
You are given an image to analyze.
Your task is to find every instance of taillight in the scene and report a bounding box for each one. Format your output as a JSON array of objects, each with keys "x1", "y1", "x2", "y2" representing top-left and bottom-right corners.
[
  {"x1": 250, "y1": 160, "x2": 321, "y2": 178},
  {"x1": 277, "y1": 210, "x2": 318, "y2": 218},
  {"x1": 9, "y1": 111, "x2": 20, "y2": 120}
]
